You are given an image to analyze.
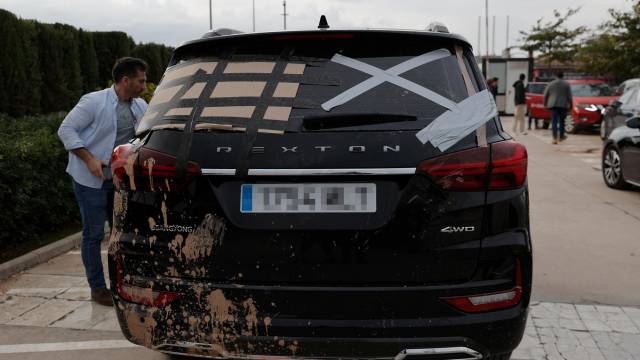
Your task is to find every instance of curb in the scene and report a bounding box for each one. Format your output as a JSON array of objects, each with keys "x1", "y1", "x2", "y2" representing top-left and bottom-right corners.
[{"x1": 0, "y1": 231, "x2": 82, "y2": 281}]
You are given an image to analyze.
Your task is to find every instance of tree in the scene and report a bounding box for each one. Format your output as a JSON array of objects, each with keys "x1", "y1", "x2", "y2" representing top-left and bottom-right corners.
[
  {"x1": 93, "y1": 31, "x2": 135, "y2": 87},
  {"x1": 131, "y1": 43, "x2": 173, "y2": 84},
  {"x1": 520, "y1": 8, "x2": 587, "y2": 70},
  {"x1": 577, "y1": 3, "x2": 640, "y2": 83},
  {"x1": 78, "y1": 29, "x2": 99, "y2": 93}
]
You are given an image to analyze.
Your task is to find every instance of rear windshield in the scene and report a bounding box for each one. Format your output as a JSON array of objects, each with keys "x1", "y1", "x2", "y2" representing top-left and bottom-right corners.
[
  {"x1": 570, "y1": 83, "x2": 615, "y2": 97},
  {"x1": 137, "y1": 33, "x2": 478, "y2": 134},
  {"x1": 526, "y1": 83, "x2": 546, "y2": 94}
]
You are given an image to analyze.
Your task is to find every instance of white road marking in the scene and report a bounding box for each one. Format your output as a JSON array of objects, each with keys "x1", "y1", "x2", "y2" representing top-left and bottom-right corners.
[
  {"x1": 6, "y1": 287, "x2": 88, "y2": 296},
  {"x1": 0, "y1": 340, "x2": 139, "y2": 354}
]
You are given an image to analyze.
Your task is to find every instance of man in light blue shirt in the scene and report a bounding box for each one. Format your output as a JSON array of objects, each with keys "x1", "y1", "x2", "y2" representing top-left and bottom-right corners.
[{"x1": 58, "y1": 57, "x2": 148, "y2": 306}]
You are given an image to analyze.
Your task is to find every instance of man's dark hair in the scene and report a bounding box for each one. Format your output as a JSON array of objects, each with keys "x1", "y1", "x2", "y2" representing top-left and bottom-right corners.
[
  {"x1": 519, "y1": 73, "x2": 526, "y2": 80},
  {"x1": 492, "y1": 77, "x2": 499, "y2": 82},
  {"x1": 556, "y1": 71, "x2": 564, "y2": 79},
  {"x1": 112, "y1": 57, "x2": 148, "y2": 82}
]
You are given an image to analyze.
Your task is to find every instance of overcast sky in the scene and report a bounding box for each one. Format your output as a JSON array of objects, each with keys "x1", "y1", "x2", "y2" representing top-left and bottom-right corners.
[{"x1": 0, "y1": 0, "x2": 633, "y2": 56}]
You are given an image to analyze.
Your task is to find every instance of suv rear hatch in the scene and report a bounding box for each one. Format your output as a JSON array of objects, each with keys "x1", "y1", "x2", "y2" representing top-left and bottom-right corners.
[{"x1": 113, "y1": 31, "x2": 501, "y2": 286}]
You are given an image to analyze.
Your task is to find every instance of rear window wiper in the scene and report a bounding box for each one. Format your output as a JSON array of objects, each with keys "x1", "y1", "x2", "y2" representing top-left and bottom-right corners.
[{"x1": 302, "y1": 113, "x2": 417, "y2": 130}]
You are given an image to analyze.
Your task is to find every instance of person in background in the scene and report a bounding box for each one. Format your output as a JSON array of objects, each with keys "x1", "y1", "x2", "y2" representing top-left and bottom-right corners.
[
  {"x1": 543, "y1": 71, "x2": 572, "y2": 144},
  {"x1": 512, "y1": 73, "x2": 527, "y2": 135},
  {"x1": 57, "y1": 57, "x2": 148, "y2": 306},
  {"x1": 487, "y1": 77, "x2": 499, "y2": 100}
]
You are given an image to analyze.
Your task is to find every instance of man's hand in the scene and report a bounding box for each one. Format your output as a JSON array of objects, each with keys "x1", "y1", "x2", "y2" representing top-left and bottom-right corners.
[{"x1": 71, "y1": 148, "x2": 105, "y2": 180}]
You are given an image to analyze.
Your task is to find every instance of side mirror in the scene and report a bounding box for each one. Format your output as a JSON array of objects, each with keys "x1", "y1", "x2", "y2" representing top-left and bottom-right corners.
[{"x1": 626, "y1": 117, "x2": 640, "y2": 129}]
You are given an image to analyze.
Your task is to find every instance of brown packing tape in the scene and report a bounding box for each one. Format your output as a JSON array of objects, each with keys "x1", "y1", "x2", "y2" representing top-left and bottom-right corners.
[
  {"x1": 263, "y1": 106, "x2": 291, "y2": 121},
  {"x1": 181, "y1": 82, "x2": 207, "y2": 99},
  {"x1": 272, "y1": 82, "x2": 299, "y2": 98},
  {"x1": 211, "y1": 82, "x2": 266, "y2": 98},
  {"x1": 150, "y1": 85, "x2": 183, "y2": 105},
  {"x1": 194, "y1": 123, "x2": 234, "y2": 130},
  {"x1": 140, "y1": 111, "x2": 159, "y2": 124},
  {"x1": 165, "y1": 108, "x2": 193, "y2": 116},
  {"x1": 258, "y1": 129, "x2": 285, "y2": 135},
  {"x1": 150, "y1": 124, "x2": 187, "y2": 131},
  {"x1": 283, "y1": 63, "x2": 306, "y2": 75},
  {"x1": 162, "y1": 62, "x2": 218, "y2": 83},
  {"x1": 224, "y1": 62, "x2": 276, "y2": 74},
  {"x1": 201, "y1": 106, "x2": 256, "y2": 118}
]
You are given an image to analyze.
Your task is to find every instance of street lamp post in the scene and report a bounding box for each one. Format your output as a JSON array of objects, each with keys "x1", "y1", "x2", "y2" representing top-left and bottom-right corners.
[{"x1": 209, "y1": 0, "x2": 212, "y2": 30}]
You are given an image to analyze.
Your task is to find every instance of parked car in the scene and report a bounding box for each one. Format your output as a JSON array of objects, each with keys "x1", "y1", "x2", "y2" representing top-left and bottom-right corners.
[
  {"x1": 564, "y1": 79, "x2": 618, "y2": 134},
  {"x1": 525, "y1": 82, "x2": 550, "y2": 129},
  {"x1": 615, "y1": 78, "x2": 640, "y2": 96},
  {"x1": 602, "y1": 117, "x2": 640, "y2": 189},
  {"x1": 602, "y1": 81, "x2": 640, "y2": 139},
  {"x1": 108, "y1": 26, "x2": 531, "y2": 360}
]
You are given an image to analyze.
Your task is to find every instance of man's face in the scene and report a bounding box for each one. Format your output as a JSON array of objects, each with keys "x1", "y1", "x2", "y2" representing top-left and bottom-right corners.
[{"x1": 123, "y1": 70, "x2": 147, "y2": 98}]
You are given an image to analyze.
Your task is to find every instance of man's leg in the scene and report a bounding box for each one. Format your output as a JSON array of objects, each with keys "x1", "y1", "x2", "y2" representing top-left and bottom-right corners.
[
  {"x1": 104, "y1": 180, "x2": 114, "y2": 234},
  {"x1": 551, "y1": 108, "x2": 559, "y2": 143},
  {"x1": 517, "y1": 105, "x2": 527, "y2": 134},
  {"x1": 558, "y1": 108, "x2": 567, "y2": 140},
  {"x1": 72, "y1": 181, "x2": 108, "y2": 289}
]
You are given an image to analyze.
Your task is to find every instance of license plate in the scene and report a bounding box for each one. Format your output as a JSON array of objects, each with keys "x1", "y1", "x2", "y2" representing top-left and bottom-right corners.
[{"x1": 240, "y1": 183, "x2": 376, "y2": 213}]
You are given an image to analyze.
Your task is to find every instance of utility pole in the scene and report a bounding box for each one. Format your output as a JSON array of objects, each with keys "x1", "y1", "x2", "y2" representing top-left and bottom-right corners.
[
  {"x1": 209, "y1": 0, "x2": 212, "y2": 30},
  {"x1": 477, "y1": 16, "x2": 481, "y2": 57},
  {"x1": 506, "y1": 15, "x2": 510, "y2": 50},
  {"x1": 282, "y1": 0, "x2": 288, "y2": 30},
  {"x1": 485, "y1": 0, "x2": 489, "y2": 60},
  {"x1": 492, "y1": 15, "x2": 496, "y2": 56},
  {"x1": 252, "y1": 0, "x2": 256, "y2": 32}
]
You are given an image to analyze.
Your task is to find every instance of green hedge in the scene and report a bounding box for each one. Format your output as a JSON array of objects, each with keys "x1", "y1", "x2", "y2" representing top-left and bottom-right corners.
[
  {"x1": 0, "y1": 113, "x2": 80, "y2": 250},
  {"x1": 0, "y1": 9, "x2": 173, "y2": 117}
]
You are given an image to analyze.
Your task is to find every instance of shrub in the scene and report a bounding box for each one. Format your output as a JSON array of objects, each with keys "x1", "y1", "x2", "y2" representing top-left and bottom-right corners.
[{"x1": 0, "y1": 113, "x2": 80, "y2": 251}]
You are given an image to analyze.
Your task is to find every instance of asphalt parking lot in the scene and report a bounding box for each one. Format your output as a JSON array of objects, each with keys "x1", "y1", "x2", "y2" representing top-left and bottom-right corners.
[{"x1": 1, "y1": 116, "x2": 639, "y2": 360}]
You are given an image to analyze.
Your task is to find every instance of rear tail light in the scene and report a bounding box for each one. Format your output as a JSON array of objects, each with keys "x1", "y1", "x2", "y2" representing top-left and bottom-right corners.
[
  {"x1": 115, "y1": 256, "x2": 180, "y2": 307},
  {"x1": 441, "y1": 258, "x2": 523, "y2": 313},
  {"x1": 111, "y1": 144, "x2": 201, "y2": 191},
  {"x1": 416, "y1": 141, "x2": 527, "y2": 191},
  {"x1": 489, "y1": 141, "x2": 528, "y2": 189}
]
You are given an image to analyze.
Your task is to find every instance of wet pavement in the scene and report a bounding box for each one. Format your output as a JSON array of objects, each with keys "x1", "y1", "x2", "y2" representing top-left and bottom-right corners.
[{"x1": 0, "y1": 117, "x2": 639, "y2": 359}]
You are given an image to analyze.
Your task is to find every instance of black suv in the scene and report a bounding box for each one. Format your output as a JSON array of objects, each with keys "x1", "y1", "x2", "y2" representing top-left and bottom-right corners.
[{"x1": 108, "y1": 28, "x2": 531, "y2": 360}]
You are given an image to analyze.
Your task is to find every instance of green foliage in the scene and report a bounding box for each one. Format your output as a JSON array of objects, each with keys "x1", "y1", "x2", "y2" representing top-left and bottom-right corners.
[
  {"x1": 78, "y1": 29, "x2": 99, "y2": 93},
  {"x1": 519, "y1": 8, "x2": 587, "y2": 68},
  {"x1": 0, "y1": 113, "x2": 80, "y2": 250},
  {"x1": 131, "y1": 43, "x2": 173, "y2": 84},
  {"x1": 93, "y1": 31, "x2": 136, "y2": 87},
  {"x1": 577, "y1": 4, "x2": 640, "y2": 83},
  {"x1": 0, "y1": 9, "x2": 173, "y2": 116},
  {"x1": 140, "y1": 82, "x2": 157, "y2": 104}
]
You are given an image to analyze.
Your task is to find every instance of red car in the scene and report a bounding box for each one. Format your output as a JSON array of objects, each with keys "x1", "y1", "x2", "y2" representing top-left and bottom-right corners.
[
  {"x1": 525, "y1": 82, "x2": 551, "y2": 129},
  {"x1": 565, "y1": 80, "x2": 618, "y2": 134},
  {"x1": 526, "y1": 80, "x2": 618, "y2": 133}
]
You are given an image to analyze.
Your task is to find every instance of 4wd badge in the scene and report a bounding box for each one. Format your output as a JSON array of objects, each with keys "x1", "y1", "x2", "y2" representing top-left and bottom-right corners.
[{"x1": 440, "y1": 226, "x2": 476, "y2": 233}]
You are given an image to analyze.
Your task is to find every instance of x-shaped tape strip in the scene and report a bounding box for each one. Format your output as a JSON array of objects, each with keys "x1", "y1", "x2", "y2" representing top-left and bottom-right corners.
[
  {"x1": 321, "y1": 49, "x2": 457, "y2": 112},
  {"x1": 320, "y1": 49, "x2": 497, "y2": 152}
]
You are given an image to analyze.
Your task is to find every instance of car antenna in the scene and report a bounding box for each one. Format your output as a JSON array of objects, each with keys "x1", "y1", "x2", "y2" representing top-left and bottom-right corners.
[{"x1": 318, "y1": 15, "x2": 330, "y2": 30}]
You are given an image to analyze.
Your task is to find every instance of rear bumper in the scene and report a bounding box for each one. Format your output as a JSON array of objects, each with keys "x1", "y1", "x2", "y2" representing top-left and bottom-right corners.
[
  {"x1": 114, "y1": 295, "x2": 527, "y2": 359},
  {"x1": 109, "y1": 225, "x2": 532, "y2": 359}
]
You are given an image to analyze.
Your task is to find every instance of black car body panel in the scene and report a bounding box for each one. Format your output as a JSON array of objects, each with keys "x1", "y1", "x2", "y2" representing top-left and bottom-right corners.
[
  {"x1": 108, "y1": 29, "x2": 531, "y2": 359},
  {"x1": 602, "y1": 86, "x2": 640, "y2": 139},
  {"x1": 603, "y1": 120, "x2": 640, "y2": 188}
]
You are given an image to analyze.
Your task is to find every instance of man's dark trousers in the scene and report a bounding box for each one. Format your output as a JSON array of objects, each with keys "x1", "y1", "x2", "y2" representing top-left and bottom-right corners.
[
  {"x1": 72, "y1": 179, "x2": 114, "y2": 289},
  {"x1": 551, "y1": 107, "x2": 567, "y2": 139}
]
